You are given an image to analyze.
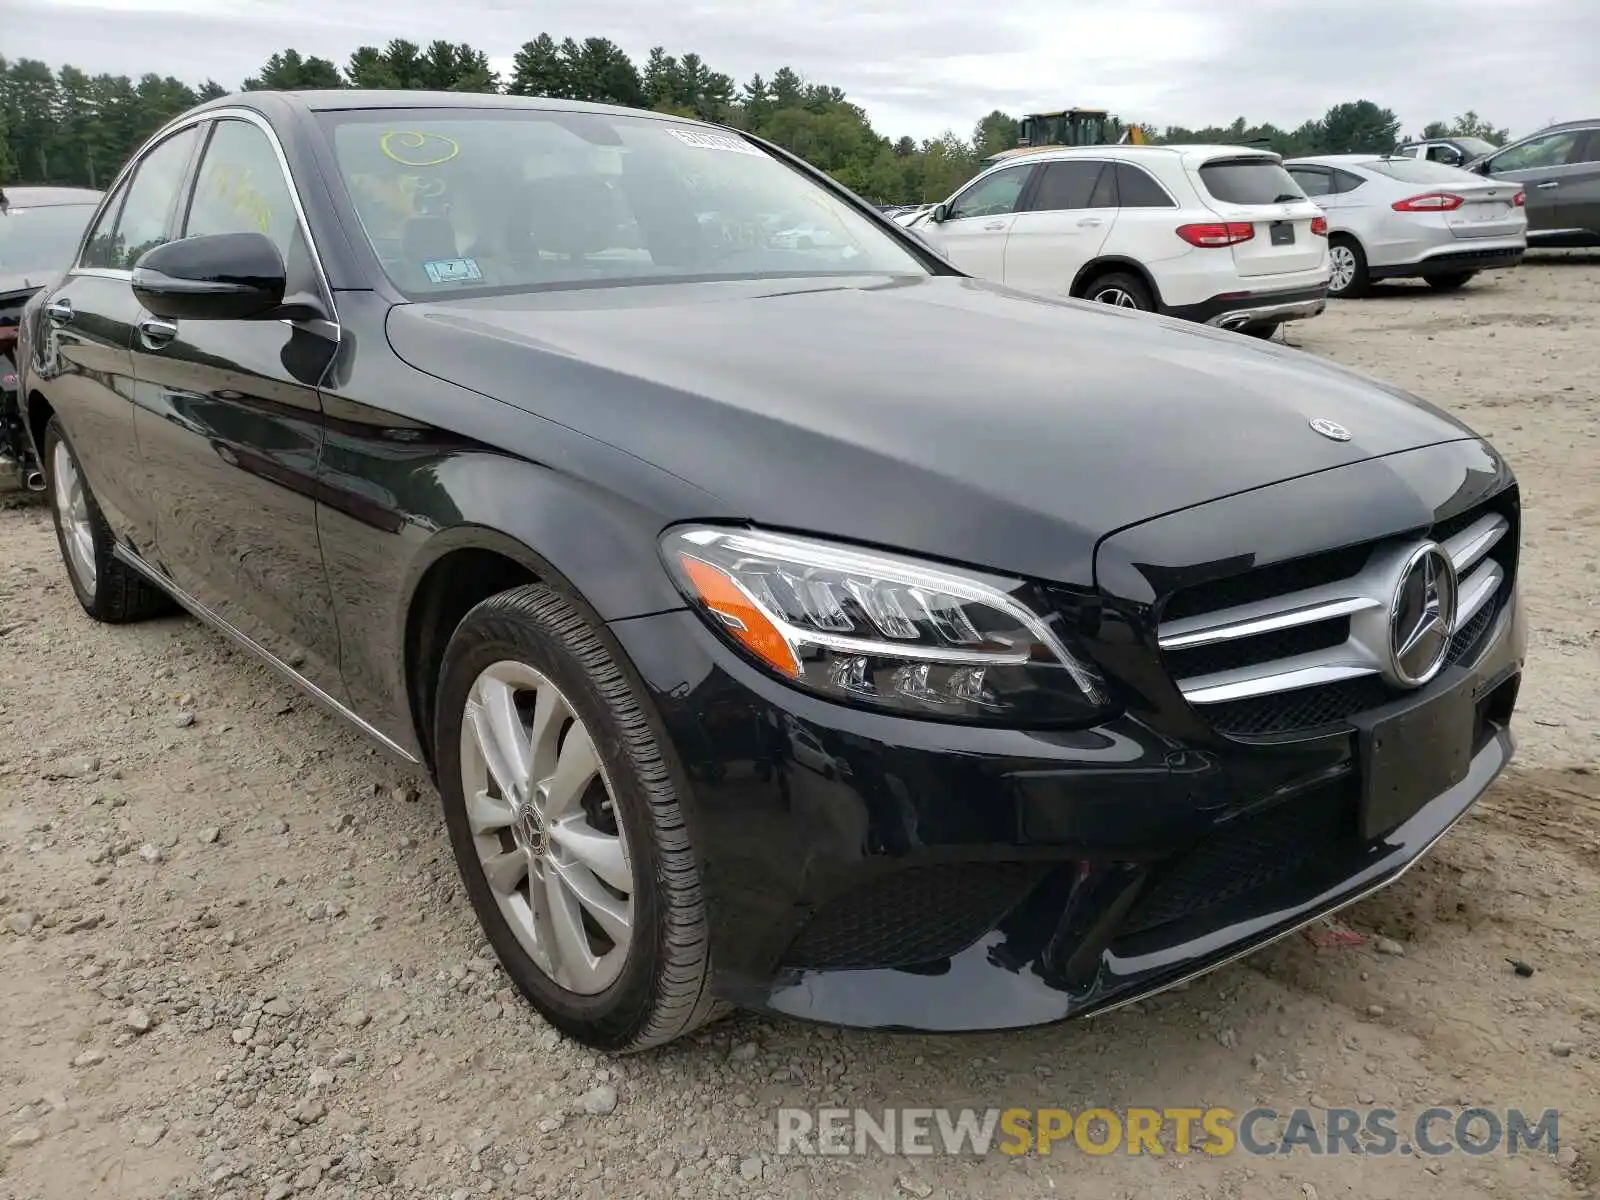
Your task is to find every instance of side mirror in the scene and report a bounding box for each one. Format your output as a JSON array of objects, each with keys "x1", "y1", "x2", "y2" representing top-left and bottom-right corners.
[
  {"x1": 132, "y1": 232, "x2": 287, "y2": 322},
  {"x1": 930, "y1": 203, "x2": 949, "y2": 224}
]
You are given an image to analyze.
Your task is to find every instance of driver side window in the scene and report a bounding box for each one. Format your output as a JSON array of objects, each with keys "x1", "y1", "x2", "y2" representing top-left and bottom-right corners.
[
  {"x1": 1489, "y1": 132, "x2": 1580, "y2": 173},
  {"x1": 948, "y1": 166, "x2": 1033, "y2": 221}
]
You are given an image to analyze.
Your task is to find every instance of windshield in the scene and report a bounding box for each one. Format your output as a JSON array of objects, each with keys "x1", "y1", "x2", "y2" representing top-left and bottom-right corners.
[
  {"x1": 1360, "y1": 157, "x2": 1477, "y2": 183},
  {"x1": 1455, "y1": 138, "x2": 1497, "y2": 160},
  {"x1": 316, "y1": 108, "x2": 928, "y2": 296},
  {"x1": 1197, "y1": 158, "x2": 1306, "y2": 205},
  {"x1": 0, "y1": 202, "x2": 98, "y2": 279}
]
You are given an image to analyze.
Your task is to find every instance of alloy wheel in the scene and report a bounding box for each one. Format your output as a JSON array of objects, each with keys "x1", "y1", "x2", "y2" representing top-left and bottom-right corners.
[
  {"x1": 1329, "y1": 244, "x2": 1357, "y2": 294},
  {"x1": 459, "y1": 660, "x2": 634, "y2": 995},
  {"x1": 1092, "y1": 286, "x2": 1142, "y2": 309},
  {"x1": 52, "y1": 439, "x2": 97, "y2": 595}
]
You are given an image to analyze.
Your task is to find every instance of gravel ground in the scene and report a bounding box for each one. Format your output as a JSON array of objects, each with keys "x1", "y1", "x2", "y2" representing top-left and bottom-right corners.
[{"x1": 2, "y1": 256, "x2": 1598, "y2": 1200}]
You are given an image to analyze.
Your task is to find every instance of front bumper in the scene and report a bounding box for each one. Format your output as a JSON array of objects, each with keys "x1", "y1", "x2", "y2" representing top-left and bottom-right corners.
[
  {"x1": 607, "y1": 577, "x2": 1523, "y2": 1032},
  {"x1": 1163, "y1": 284, "x2": 1329, "y2": 329}
]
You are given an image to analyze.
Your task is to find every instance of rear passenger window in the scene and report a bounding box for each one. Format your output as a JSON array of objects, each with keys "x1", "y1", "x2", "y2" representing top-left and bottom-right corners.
[
  {"x1": 1332, "y1": 169, "x2": 1367, "y2": 193},
  {"x1": 78, "y1": 181, "x2": 131, "y2": 269},
  {"x1": 105, "y1": 126, "x2": 201, "y2": 269},
  {"x1": 1288, "y1": 168, "x2": 1333, "y2": 197},
  {"x1": 1114, "y1": 162, "x2": 1173, "y2": 207},
  {"x1": 1029, "y1": 161, "x2": 1107, "y2": 211}
]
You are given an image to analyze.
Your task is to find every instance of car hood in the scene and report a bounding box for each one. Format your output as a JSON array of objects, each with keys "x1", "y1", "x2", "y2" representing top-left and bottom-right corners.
[{"x1": 386, "y1": 274, "x2": 1476, "y2": 586}]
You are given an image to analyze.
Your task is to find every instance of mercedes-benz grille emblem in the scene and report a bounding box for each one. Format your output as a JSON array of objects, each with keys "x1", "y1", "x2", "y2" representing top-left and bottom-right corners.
[
  {"x1": 1385, "y1": 543, "x2": 1458, "y2": 688},
  {"x1": 1309, "y1": 417, "x2": 1351, "y2": 442}
]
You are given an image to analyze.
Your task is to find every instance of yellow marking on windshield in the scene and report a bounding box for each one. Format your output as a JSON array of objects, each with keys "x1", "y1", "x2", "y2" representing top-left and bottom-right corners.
[{"x1": 380, "y1": 131, "x2": 461, "y2": 168}]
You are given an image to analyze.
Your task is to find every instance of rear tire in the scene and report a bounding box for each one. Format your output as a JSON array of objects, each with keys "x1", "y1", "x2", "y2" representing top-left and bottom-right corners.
[
  {"x1": 434, "y1": 582, "x2": 725, "y2": 1052},
  {"x1": 1328, "y1": 236, "x2": 1369, "y2": 299},
  {"x1": 43, "y1": 418, "x2": 174, "y2": 623},
  {"x1": 1425, "y1": 271, "x2": 1476, "y2": 291},
  {"x1": 1084, "y1": 271, "x2": 1154, "y2": 312},
  {"x1": 1239, "y1": 321, "x2": 1282, "y2": 340}
]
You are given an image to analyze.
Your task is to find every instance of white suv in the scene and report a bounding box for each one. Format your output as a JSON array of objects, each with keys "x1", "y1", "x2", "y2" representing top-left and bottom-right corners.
[{"x1": 910, "y1": 145, "x2": 1331, "y2": 337}]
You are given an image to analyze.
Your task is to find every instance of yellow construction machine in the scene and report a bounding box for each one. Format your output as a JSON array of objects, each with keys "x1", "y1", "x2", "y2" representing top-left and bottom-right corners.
[{"x1": 980, "y1": 108, "x2": 1148, "y2": 170}]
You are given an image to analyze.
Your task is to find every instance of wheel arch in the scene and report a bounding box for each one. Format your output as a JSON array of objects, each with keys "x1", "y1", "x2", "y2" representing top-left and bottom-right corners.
[
  {"x1": 1069, "y1": 257, "x2": 1165, "y2": 308},
  {"x1": 389, "y1": 458, "x2": 705, "y2": 772}
]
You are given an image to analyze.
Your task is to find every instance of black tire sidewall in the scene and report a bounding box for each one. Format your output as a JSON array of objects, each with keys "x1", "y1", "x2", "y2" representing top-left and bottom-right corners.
[
  {"x1": 433, "y1": 590, "x2": 669, "y2": 1049},
  {"x1": 43, "y1": 419, "x2": 110, "y2": 615}
]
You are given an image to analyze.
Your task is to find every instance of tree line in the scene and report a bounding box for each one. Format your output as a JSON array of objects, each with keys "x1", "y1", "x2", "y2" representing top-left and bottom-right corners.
[{"x1": 0, "y1": 40, "x2": 1513, "y2": 206}]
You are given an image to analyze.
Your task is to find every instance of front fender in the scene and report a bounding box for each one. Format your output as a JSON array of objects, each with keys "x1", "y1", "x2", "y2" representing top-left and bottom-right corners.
[{"x1": 317, "y1": 384, "x2": 736, "y2": 756}]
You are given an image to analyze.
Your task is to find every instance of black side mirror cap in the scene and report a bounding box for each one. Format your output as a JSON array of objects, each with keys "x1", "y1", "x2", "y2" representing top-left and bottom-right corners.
[{"x1": 131, "y1": 232, "x2": 288, "y2": 322}]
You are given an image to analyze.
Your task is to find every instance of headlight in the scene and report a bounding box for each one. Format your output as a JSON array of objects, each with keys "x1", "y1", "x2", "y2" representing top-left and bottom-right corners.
[{"x1": 661, "y1": 525, "x2": 1108, "y2": 723}]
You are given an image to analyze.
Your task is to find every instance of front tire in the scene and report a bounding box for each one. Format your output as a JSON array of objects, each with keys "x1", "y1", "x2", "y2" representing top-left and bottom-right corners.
[
  {"x1": 1085, "y1": 271, "x2": 1154, "y2": 311},
  {"x1": 1328, "y1": 236, "x2": 1369, "y2": 299},
  {"x1": 43, "y1": 418, "x2": 173, "y2": 623},
  {"x1": 1425, "y1": 271, "x2": 1476, "y2": 291},
  {"x1": 434, "y1": 583, "x2": 723, "y2": 1052}
]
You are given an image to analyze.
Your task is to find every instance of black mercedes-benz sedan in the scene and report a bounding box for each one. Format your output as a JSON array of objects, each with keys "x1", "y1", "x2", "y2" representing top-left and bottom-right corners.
[{"x1": 17, "y1": 91, "x2": 1524, "y2": 1052}]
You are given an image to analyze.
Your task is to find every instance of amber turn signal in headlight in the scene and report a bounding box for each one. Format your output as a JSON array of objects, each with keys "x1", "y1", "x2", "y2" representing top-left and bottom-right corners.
[{"x1": 662, "y1": 525, "x2": 1108, "y2": 724}]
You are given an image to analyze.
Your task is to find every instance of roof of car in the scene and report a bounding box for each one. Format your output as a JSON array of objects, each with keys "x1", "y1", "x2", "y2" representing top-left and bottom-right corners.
[
  {"x1": 198, "y1": 89, "x2": 721, "y2": 127},
  {"x1": 1538, "y1": 117, "x2": 1600, "y2": 133},
  {"x1": 0, "y1": 185, "x2": 104, "y2": 206},
  {"x1": 1284, "y1": 154, "x2": 1391, "y2": 166},
  {"x1": 989, "y1": 143, "x2": 1281, "y2": 169}
]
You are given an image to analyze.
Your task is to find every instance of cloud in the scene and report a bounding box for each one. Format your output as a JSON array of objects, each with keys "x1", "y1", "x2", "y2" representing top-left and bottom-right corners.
[{"x1": 9, "y1": 0, "x2": 1596, "y2": 141}]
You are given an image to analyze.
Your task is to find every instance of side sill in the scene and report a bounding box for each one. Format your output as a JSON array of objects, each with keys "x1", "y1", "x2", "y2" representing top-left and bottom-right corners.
[{"x1": 112, "y1": 545, "x2": 420, "y2": 766}]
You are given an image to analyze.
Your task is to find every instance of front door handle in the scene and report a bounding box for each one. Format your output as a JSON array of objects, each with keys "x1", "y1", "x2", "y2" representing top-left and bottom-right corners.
[
  {"x1": 1077, "y1": 217, "x2": 1104, "y2": 227},
  {"x1": 1535, "y1": 180, "x2": 1560, "y2": 190},
  {"x1": 137, "y1": 316, "x2": 178, "y2": 350},
  {"x1": 982, "y1": 221, "x2": 1006, "y2": 231},
  {"x1": 45, "y1": 298, "x2": 73, "y2": 326}
]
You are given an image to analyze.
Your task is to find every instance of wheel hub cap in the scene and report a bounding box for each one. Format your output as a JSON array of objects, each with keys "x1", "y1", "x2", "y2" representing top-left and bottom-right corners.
[
  {"x1": 1331, "y1": 247, "x2": 1355, "y2": 292},
  {"x1": 459, "y1": 661, "x2": 634, "y2": 996}
]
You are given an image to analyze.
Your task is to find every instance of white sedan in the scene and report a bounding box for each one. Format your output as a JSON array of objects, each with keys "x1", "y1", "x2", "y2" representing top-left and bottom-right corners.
[{"x1": 1284, "y1": 155, "x2": 1526, "y2": 297}]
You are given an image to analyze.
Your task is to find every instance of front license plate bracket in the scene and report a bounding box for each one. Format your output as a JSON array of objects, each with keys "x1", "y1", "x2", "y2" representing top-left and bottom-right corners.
[{"x1": 1355, "y1": 674, "x2": 1476, "y2": 840}]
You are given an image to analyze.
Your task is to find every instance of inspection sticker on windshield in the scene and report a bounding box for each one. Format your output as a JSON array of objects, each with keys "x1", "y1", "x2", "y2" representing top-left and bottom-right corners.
[
  {"x1": 667, "y1": 129, "x2": 763, "y2": 156},
  {"x1": 423, "y1": 258, "x2": 482, "y2": 284}
]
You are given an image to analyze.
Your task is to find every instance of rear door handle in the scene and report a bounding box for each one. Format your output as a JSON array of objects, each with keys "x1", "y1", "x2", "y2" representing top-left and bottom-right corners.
[
  {"x1": 45, "y1": 299, "x2": 73, "y2": 326},
  {"x1": 137, "y1": 316, "x2": 179, "y2": 350},
  {"x1": 1535, "y1": 181, "x2": 1560, "y2": 190}
]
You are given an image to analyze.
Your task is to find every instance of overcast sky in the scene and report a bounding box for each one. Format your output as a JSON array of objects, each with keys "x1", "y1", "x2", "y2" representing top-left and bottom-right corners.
[{"x1": 10, "y1": 0, "x2": 1595, "y2": 142}]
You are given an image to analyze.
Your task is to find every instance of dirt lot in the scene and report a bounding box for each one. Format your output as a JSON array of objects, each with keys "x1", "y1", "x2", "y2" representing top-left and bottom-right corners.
[{"x1": 2, "y1": 256, "x2": 1598, "y2": 1200}]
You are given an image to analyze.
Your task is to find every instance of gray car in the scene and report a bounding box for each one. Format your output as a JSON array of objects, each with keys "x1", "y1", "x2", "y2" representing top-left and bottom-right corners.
[
  {"x1": 1463, "y1": 118, "x2": 1600, "y2": 248},
  {"x1": 1285, "y1": 155, "x2": 1525, "y2": 297}
]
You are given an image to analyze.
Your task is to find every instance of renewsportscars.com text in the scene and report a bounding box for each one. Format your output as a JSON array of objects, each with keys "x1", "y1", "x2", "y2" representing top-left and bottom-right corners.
[{"x1": 776, "y1": 1106, "x2": 1561, "y2": 1158}]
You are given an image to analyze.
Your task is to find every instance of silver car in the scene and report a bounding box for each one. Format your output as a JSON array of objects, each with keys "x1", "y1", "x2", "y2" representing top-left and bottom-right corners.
[{"x1": 1284, "y1": 155, "x2": 1526, "y2": 298}]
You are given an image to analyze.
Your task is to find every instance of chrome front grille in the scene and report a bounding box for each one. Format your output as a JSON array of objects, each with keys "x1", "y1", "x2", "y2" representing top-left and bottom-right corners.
[{"x1": 1158, "y1": 507, "x2": 1512, "y2": 738}]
